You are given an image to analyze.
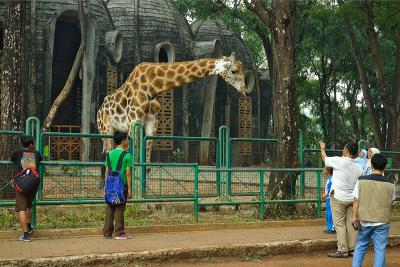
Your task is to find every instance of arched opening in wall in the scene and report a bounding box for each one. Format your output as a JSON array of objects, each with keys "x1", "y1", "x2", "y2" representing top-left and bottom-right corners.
[
  {"x1": 50, "y1": 11, "x2": 82, "y2": 160},
  {"x1": 153, "y1": 42, "x2": 175, "y2": 155}
]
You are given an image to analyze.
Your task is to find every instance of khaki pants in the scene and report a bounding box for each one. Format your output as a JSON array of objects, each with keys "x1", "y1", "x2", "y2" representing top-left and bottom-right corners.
[{"x1": 331, "y1": 197, "x2": 358, "y2": 252}]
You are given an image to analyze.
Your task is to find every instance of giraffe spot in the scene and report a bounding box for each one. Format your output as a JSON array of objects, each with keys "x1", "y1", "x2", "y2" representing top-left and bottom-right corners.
[
  {"x1": 146, "y1": 67, "x2": 156, "y2": 80},
  {"x1": 153, "y1": 78, "x2": 163, "y2": 89},
  {"x1": 116, "y1": 105, "x2": 124, "y2": 114},
  {"x1": 121, "y1": 97, "x2": 128, "y2": 108},
  {"x1": 129, "y1": 111, "x2": 136, "y2": 120},
  {"x1": 126, "y1": 89, "x2": 133, "y2": 98},
  {"x1": 136, "y1": 110, "x2": 144, "y2": 119},
  {"x1": 140, "y1": 74, "x2": 146, "y2": 83},
  {"x1": 177, "y1": 66, "x2": 185, "y2": 73},
  {"x1": 156, "y1": 68, "x2": 166, "y2": 76},
  {"x1": 138, "y1": 91, "x2": 147, "y2": 103},
  {"x1": 166, "y1": 70, "x2": 175, "y2": 78},
  {"x1": 133, "y1": 79, "x2": 139, "y2": 89},
  {"x1": 189, "y1": 74, "x2": 199, "y2": 80},
  {"x1": 191, "y1": 66, "x2": 199, "y2": 72},
  {"x1": 199, "y1": 61, "x2": 207, "y2": 67},
  {"x1": 197, "y1": 71, "x2": 203, "y2": 76},
  {"x1": 208, "y1": 62, "x2": 216, "y2": 69},
  {"x1": 133, "y1": 98, "x2": 140, "y2": 106},
  {"x1": 134, "y1": 71, "x2": 140, "y2": 79},
  {"x1": 171, "y1": 65, "x2": 179, "y2": 70},
  {"x1": 141, "y1": 102, "x2": 149, "y2": 112},
  {"x1": 184, "y1": 70, "x2": 190, "y2": 75},
  {"x1": 186, "y1": 63, "x2": 193, "y2": 69},
  {"x1": 166, "y1": 81, "x2": 175, "y2": 88},
  {"x1": 160, "y1": 65, "x2": 168, "y2": 71}
]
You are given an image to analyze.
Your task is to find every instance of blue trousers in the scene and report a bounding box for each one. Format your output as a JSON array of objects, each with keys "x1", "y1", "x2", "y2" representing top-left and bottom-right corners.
[
  {"x1": 325, "y1": 199, "x2": 334, "y2": 231},
  {"x1": 352, "y1": 223, "x2": 389, "y2": 267}
]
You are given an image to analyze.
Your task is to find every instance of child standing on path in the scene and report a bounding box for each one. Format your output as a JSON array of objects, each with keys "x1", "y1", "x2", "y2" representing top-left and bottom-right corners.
[
  {"x1": 322, "y1": 167, "x2": 335, "y2": 234},
  {"x1": 103, "y1": 132, "x2": 132, "y2": 240},
  {"x1": 10, "y1": 135, "x2": 43, "y2": 242}
]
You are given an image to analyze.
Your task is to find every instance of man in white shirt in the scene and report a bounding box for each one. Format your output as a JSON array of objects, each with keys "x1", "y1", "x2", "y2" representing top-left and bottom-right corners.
[
  {"x1": 352, "y1": 154, "x2": 396, "y2": 267},
  {"x1": 320, "y1": 141, "x2": 363, "y2": 258}
]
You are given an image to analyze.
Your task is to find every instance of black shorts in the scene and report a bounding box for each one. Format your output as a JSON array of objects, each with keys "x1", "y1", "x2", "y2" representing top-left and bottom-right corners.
[{"x1": 15, "y1": 187, "x2": 38, "y2": 212}]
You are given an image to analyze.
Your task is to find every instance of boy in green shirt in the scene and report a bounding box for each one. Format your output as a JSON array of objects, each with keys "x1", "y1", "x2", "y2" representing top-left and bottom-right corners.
[{"x1": 103, "y1": 132, "x2": 132, "y2": 239}]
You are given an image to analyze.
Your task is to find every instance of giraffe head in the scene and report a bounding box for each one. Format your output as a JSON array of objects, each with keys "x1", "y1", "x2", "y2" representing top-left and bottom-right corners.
[{"x1": 210, "y1": 52, "x2": 248, "y2": 95}]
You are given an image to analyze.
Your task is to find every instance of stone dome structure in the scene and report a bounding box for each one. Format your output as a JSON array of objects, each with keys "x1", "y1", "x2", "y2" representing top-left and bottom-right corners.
[{"x1": 107, "y1": 0, "x2": 194, "y2": 79}]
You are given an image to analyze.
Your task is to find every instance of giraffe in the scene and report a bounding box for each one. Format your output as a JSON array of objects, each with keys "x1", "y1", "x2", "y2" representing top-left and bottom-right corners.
[{"x1": 97, "y1": 52, "x2": 248, "y2": 162}]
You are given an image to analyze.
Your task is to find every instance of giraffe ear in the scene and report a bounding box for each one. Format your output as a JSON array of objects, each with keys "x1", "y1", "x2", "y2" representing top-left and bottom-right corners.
[{"x1": 230, "y1": 52, "x2": 236, "y2": 61}]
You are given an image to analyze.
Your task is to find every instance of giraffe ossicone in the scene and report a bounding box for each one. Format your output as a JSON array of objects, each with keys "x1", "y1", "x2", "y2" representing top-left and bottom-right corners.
[{"x1": 97, "y1": 52, "x2": 249, "y2": 160}]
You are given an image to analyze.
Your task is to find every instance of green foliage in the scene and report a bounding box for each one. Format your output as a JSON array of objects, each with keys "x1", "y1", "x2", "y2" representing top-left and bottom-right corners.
[
  {"x1": 175, "y1": 0, "x2": 268, "y2": 67},
  {"x1": 172, "y1": 148, "x2": 183, "y2": 163}
]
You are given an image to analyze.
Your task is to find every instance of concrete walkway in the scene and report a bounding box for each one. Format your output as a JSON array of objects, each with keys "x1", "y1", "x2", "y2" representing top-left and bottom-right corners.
[{"x1": 0, "y1": 222, "x2": 399, "y2": 266}]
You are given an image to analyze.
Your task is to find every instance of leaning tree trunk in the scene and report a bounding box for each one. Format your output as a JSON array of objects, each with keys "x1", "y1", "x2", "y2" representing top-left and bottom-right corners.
[{"x1": 0, "y1": 1, "x2": 25, "y2": 159}]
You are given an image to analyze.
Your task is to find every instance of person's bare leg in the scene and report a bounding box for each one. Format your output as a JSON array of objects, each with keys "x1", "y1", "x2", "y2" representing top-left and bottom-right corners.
[
  {"x1": 26, "y1": 208, "x2": 32, "y2": 226},
  {"x1": 18, "y1": 211, "x2": 29, "y2": 232}
]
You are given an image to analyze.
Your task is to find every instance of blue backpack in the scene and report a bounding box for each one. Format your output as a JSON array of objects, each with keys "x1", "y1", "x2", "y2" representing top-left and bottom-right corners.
[{"x1": 105, "y1": 151, "x2": 127, "y2": 205}]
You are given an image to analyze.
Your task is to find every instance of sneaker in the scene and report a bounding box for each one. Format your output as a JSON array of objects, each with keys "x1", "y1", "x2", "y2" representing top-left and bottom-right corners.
[
  {"x1": 328, "y1": 251, "x2": 348, "y2": 258},
  {"x1": 348, "y1": 250, "x2": 354, "y2": 257},
  {"x1": 114, "y1": 233, "x2": 132, "y2": 240},
  {"x1": 28, "y1": 227, "x2": 35, "y2": 235},
  {"x1": 19, "y1": 235, "x2": 31, "y2": 242}
]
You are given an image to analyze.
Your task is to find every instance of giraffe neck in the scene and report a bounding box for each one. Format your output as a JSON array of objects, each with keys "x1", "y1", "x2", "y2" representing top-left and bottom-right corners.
[{"x1": 144, "y1": 58, "x2": 218, "y2": 96}]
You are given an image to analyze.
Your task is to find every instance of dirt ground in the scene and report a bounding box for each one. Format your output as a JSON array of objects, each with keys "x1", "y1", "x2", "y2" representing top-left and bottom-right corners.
[{"x1": 144, "y1": 247, "x2": 400, "y2": 267}]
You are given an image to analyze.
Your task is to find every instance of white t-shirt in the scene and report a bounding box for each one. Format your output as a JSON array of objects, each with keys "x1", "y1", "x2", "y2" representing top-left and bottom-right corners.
[
  {"x1": 353, "y1": 180, "x2": 396, "y2": 227},
  {"x1": 325, "y1": 156, "x2": 363, "y2": 202}
]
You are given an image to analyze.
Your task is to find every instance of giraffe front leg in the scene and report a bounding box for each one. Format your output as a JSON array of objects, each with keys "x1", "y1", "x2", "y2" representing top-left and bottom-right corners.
[{"x1": 144, "y1": 114, "x2": 159, "y2": 163}]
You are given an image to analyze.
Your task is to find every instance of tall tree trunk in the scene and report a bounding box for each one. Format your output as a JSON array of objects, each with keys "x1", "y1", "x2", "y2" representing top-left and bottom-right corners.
[
  {"x1": 339, "y1": 3, "x2": 385, "y2": 148},
  {"x1": 0, "y1": 1, "x2": 25, "y2": 158},
  {"x1": 362, "y1": 1, "x2": 398, "y2": 149},
  {"x1": 347, "y1": 82, "x2": 361, "y2": 140},
  {"x1": 245, "y1": 0, "x2": 298, "y2": 200}
]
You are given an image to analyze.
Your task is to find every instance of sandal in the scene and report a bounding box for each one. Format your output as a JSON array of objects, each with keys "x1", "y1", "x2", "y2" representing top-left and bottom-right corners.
[{"x1": 328, "y1": 251, "x2": 348, "y2": 258}]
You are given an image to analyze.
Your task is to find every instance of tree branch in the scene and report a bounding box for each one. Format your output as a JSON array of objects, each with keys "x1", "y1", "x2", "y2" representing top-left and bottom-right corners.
[{"x1": 244, "y1": 0, "x2": 273, "y2": 29}]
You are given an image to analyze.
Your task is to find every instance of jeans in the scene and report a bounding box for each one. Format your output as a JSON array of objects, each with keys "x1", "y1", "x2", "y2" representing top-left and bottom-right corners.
[{"x1": 352, "y1": 223, "x2": 389, "y2": 267}]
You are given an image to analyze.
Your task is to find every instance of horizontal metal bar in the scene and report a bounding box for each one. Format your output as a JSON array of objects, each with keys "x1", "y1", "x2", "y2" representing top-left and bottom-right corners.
[
  {"x1": 303, "y1": 149, "x2": 342, "y2": 152},
  {"x1": 144, "y1": 136, "x2": 217, "y2": 141},
  {"x1": 41, "y1": 161, "x2": 103, "y2": 166},
  {"x1": 41, "y1": 132, "x2": 113, "y2": 138},
  {"x1": 0, "y1": 130, "x2": 23, "y2": 135},
  {"x1": 230, "y1": 138, "x2": 277, "y2": 142},
  {"x1": 0, "y1": 198, "x2": 196, "y2": 206},
  {"x1": 199, "y1": 168, "x2": 323, "y2": 172},
  {"x1": 0, "y1": 161, "x2": 13, "y2": 165},
  {"x1": 134, "y1": 163, "x2": 199, "y2": 167},
  {"x1": 198, "y1": 199, "x2": 319, "y2": 206}
]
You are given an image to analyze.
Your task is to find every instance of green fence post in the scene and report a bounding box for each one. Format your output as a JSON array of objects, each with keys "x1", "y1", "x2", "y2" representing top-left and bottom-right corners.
[
  {"x1": 218, "y1": 126, "x2": 229, "y2": 198},
  {"x1": 259, "y1": 170, "x2": 265, "y2": 221},
  {"x1": 25, "y1": 117, "x2": 41, "y2": 228},
  {"x1": 132, "y1": 122, "x2": 144, "y2": 199},
  {"x1": 299, "y1": 130, "x2": 305, "y2": 197},
  {"x1": 317, "y1": 170, "x2": 322, "y2": 218},
  {"x1": 194, "y1": 164, "x2": 199, "y2": 223}
]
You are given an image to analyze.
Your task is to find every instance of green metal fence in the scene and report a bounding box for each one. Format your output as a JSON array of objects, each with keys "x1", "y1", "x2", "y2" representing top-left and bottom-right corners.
[{"x1": 1, "y1": 117, "x2": 399, "y2": 227}]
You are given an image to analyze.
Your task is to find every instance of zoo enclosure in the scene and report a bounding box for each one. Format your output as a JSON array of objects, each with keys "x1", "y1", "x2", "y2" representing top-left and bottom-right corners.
[{"x1": 0, "y1": 118, "x2": 399, "y2": 226}]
